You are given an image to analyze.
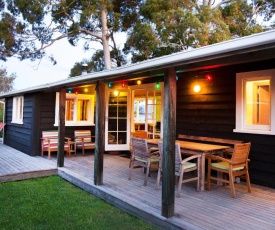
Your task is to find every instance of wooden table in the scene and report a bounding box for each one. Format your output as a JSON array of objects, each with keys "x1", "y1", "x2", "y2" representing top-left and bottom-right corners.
[{"x1": 147, "y1": 139, "x2": 230, "y2": 191}]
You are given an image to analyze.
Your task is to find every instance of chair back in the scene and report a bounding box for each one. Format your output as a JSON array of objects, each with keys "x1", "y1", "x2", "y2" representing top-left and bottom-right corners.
[
  {"x1": 74, "y1": 130, "x2": 92, "y2": 143},
  {"x1": 131, "y1": 137, "x2": 149, "y2": 160},
  {"x1": 131, "y1": 131, "x2": 147, "y2": 138},
  {"x1": 175, "y1": 143, "x2": 182, "y2": 171},
  {"x1": 158, "y1": 141, "x2": 181, "y2": 171},
  {"x1": 231, "y1": 142, "x2": 251, "y2": 165},
  {"x1": 42, "y1": 130, "x2": 58, "y2": 145}
]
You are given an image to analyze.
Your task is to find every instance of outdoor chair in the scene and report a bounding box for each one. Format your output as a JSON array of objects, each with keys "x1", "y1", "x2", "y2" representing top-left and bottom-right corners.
[
  {"x1": 129, "y1": 137, "x2": 160, "y2": 186},
  {"x1": 41, "y1": 130, "x2": 71, "y2": 159},
  {"x1": 207, "y1": 142, "x2": 251, "y2": 198},
  {"x1": 0, "y1": 122, "x2": 5, "y2": 132},
  {"x1": 156, "y1": 141, "x2": 201, "y2": 198},
  {"x1": 129, "y1": 132, "x2": 159, "y2": 167},
  {"x1": 74, "y1": 130, "x2": 95, "y2": 155}
]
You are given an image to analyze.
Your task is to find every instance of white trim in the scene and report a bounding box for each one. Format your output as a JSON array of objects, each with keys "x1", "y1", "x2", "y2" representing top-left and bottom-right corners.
[
  {"x1": 11, "y1": 96, "x2": 24, "y2": 124},
  {"x1": 234, "y1": 69, "x2": 275, "y2": 135},
  {"x1": 54, "y1": 93, "x2": 95, "y2": 126}
]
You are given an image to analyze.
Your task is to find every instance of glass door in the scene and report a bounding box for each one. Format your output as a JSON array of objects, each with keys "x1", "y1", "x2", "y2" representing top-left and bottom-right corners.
[
  {"x1": 131, "y1": 84, "x2": 162, "y2": 139},
  {"x1": 105, "y1": 90, "x2": 130, "y2": 151}
]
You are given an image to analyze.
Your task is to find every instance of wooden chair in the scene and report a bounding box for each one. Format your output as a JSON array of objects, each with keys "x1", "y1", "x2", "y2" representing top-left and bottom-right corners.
[
  {"x1": 0, "y1": 122, "x2": 5, "y2": 132},
  {"x1": 156, "y1": 141, "x2": 201, "y2": 198},
  {"x1": 129, "y1": 131, "x2": 158, "y2": 167},
  {"x1": 207, "y1": 142, "x2": 251, "y2": 198},
  {"x1": 74, "y1": 130, "x2": 95, "y2": 155},
  {"x1": 41, "y1": 130, "x2": 71, "y2": 159},
  {"x1": 128, "y1": 137, "x2": 160, "y2": 186}
]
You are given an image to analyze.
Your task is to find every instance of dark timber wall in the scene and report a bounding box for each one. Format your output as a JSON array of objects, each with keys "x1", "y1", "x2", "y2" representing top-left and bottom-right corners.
[
  {"x1": 4, "y1": 94, "x2": 36, "y2": 155},
  {"x1": 176, "y1": 59, "x2": 275, "y2": 188},
  {"x1": 4, "y1": 92, "x2": 95, "y2": 156}
]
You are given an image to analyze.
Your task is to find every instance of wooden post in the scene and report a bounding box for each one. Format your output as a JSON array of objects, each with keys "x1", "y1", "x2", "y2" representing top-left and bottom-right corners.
[
  {"x1": 94, "y1": 81, "x2": 106, "y2": 185},
  {"x1": 57, "y1": 87, "x2": 66, "y2": 167},
  {"x1": 162, "y1": 67, "x2": 177, "y2": 218}
]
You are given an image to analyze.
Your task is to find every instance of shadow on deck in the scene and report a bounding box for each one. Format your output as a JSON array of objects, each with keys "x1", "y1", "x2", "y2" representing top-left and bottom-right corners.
[{"x1": 1, "y1": 144, "x2": 275, "y2": 230}]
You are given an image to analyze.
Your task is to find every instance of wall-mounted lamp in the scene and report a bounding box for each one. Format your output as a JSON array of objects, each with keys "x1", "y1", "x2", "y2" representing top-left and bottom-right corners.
[
  {"x1": 68, "y1": 88, "x2": 72, "y2": 94},
  {"x1": 114, "y1": 91, "x2": 119, "y2": 96},
  {"x1": 108, "y1": 82, "x2": 112, "y2": 88},
  {"x1": 84, "y1": 88, "x2": 88, "y2": 93},
  {"x1": 137, "y1": 80, "x2": 142, "y2": 85},
  {"x1": 121, "y1": 82, "x2": 126, "y2": 88}
]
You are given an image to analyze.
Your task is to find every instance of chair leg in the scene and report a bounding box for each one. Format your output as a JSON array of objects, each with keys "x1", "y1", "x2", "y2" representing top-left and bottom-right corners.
[
  {"x1": 156, "y1": 167, "x2": 161, "y2": 190},
  {"x1": 128, "y1": 162, "x2": 133, "y2": 180},
  {"x1": 207, "y1": 163, "x2": 211, "y2": 191},
  {"x1": 48, "y1": 149, "x2": 51, "y2": 159},
  {"x1": 245, "y1": 169, "x2": 252, "y2": 193},
  {"x1": 144, "y1": 162, "x2": 150, "y2": 186},
  {"x1": 177, "y1": 168, "x2": 184, "y2": 198},
  {"x1": 229, "y1": 170, "x2": 236, "y2": 198}
]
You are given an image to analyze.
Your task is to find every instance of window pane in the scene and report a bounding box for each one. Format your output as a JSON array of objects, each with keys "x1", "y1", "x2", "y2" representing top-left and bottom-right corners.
[
  {"x1": 66, "y1": 99, "x2": 74, "y2": 121},
  {"x1": 245, "y1": 80, "x2": 270, "y2": 126},
  {"x1": 77, "y1": 99, "x2": 89, "y2": 121}
]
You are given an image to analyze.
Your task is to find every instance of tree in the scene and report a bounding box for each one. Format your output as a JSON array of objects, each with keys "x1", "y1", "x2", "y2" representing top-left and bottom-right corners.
[
  {"x1": 124, "y1": 0, "x2": 274, "y2": 63},
  {"x1": 0, "y1": 0, "x2": 141, "y2": 70},
  {"x1": 0, "y1": 66, "x2": 16, "y2": 93},
  {"x1": 69, "y1": 47, "x2": 127, "y2": 77}
]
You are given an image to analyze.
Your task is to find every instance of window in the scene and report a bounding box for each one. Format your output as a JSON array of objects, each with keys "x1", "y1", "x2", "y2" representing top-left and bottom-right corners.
[
  {"x1": 12, "y1": 96, "x2": 24, "y2": 124},
  {"x1": 235, "y1": 69, "x2": 275, "y2": 135},
  {"x1": 131, "y1": 83, "x2": 163, "y2": 139},
  {"x1": 55, "y1": 93, "x2": 94, "y2": 126}
]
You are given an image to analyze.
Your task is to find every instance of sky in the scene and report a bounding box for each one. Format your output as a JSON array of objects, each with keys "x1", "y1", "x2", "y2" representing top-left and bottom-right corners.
[{"x1": 1, "y1": 34, "x2": 126, "y2": 91}]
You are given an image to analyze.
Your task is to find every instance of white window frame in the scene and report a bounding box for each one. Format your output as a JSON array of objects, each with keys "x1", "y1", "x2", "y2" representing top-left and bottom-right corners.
[
  {"x1": 54, "y1": 93, "x2": 95, "y2": 126},
  {"x1": 11, "y1": 96, "x2": 24, "y2": 124},
  {"x1": 234, "y1": 69, "x2": 275, "y2": 135}
]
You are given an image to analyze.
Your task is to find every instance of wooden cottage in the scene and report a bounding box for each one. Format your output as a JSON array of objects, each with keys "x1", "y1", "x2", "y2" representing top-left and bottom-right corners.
[{"x1": 1, "y1": 30, "x2": 275, "y2": 217}]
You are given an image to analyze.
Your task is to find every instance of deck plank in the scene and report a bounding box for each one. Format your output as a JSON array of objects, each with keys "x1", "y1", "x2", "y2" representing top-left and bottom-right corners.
[{"x1": 1, "y1": 144, "x2": 275, "y2": 230}]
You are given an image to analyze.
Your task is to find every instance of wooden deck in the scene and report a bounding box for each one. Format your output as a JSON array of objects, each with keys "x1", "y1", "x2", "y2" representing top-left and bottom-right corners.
[
  {"x1": 1, "y1": 144, "x2": 275, "y2": 229},
  {"x1": 0, "y1": 144, "x2": 57, "y2": 182}
]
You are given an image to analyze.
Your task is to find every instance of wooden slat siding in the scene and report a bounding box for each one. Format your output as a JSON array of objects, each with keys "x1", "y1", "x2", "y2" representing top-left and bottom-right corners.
[
  {"x1": 57, "y1": 87, "x2": 66, "y2": 167},
  {"x1": 38, "y1": 92, "x2": 57, "y2": 156},
  {"x1": 176, "y1": 61, "x2": 275, "y2": 189},
  {"x1": 4, "y1": 95, "x2": 35, "y2": 155},
  {"x1": 32, "y1": 93, "x2": 41, "y2": 156},
  {"x1": 162, "y1": 67, "x2": 176, "y2": 218},
  {"x1": 94, "y1": 81, "x2": 105, "y2": 185}
]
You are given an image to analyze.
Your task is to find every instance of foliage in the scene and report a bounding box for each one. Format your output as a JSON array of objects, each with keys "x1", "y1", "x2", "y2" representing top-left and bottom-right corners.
[
  {"x1": 69, "y1": 48, "x2": 127, "y2": 77},
  {"x1": 0, "y1": 66, "x2": 16, "y2": 93},
  {"x1": 0, "y1": 176, "x2": 157, "y2": 230},
  {"x1": 0, "y1": 0, "x2": 143, "y2": 70},
  {"x1": 125, "y1": 0, "x2": 274, "y2": 63}
]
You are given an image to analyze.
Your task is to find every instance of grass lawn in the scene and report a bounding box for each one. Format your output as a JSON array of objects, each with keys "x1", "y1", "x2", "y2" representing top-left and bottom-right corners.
[{"x1": 0, "y1": 176, "x2": 158, "y2": 230}]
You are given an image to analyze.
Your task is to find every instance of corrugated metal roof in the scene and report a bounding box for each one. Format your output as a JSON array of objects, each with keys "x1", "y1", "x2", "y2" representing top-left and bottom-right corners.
[{"x1": 1, "y1": 29, "x2": 275, "y2": 97}]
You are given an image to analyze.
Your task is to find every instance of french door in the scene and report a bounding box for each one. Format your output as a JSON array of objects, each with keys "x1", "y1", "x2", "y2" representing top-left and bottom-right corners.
[{"x1": 105, "y1": 89, "x2": 130, "y2": 151}]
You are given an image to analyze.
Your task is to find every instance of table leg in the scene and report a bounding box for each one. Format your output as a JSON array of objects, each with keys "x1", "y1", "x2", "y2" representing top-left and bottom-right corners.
[{"x1": 200, "y1": 152, "x2": 206, "y2": 191}]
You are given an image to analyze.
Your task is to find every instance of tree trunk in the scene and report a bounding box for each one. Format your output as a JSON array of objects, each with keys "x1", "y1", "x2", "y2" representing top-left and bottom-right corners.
[{"x1": 101, "y1": 8, "x2": 112, "y2": 70}]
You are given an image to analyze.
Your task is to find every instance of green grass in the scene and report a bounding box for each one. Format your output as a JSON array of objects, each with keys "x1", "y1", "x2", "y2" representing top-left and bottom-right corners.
[{"x1": 0, "y1": 176, "x2": 158, "y2": 230}]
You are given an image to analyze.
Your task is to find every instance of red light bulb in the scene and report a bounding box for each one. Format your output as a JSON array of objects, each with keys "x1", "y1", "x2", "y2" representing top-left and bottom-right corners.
[{"x1": 205, "y1": 74, "x2": 213, "y2": 81}]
